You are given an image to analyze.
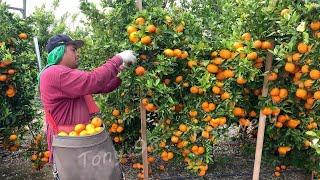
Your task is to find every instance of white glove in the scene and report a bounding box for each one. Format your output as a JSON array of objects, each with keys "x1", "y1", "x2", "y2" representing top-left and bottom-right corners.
[{"x1": 117, "y1": 50, "x2": 137, "y2": 65}]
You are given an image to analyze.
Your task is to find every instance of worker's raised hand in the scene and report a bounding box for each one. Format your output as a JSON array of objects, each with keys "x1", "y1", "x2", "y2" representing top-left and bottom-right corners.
[{"x1": 117, "y1": 50, "x2": 137, "y2": 66}]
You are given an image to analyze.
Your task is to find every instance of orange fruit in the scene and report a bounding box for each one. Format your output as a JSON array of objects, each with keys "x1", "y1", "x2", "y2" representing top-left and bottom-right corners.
[
  {"x1": 262, "y1": 107, "x2": 272, "y2": 116},
  {"x1": 198, "y1": 170, "x2": 206, "y2": 176},
  {"x1": 284, "y1": 62, "x2": 295, "y2": 73},
  {"x1": 207, "y1": 64, "x2": 218, "y2": 73},
  {"x1": 197, "y1": 146, "x2": 205, "y2": 154},
  {"x1": 212, "y1": 57, "x2": 224, "y2": 65},
  {"x1": 164, "y1": 49, "x2": 174, "y2": 57},
  {"x1": 44, "y1": 151, "x2": 51, "y2": 158},
  {"x1": 221, "y1": 92, "x2": 231, "y2": 100},
  {"x1": 190, "y1": 86, "x2": 199, "y2": 94},
  {"x1": 301, "y1": 65, "x2": 309, "y2": 73},
  {"x1": 219, "y1": 49, "x2": 232, "y2": 59},
  {"x1": 287, "y1": 119, "x2": 300, "y2": 128},
  {"x1": 279, "y1": 89, "x2": 288, "y2": 99},
  {"x1": 236, "y1": 77, "x2": 247, "y2": 84},
  {"x1": 310, "y1": 21, "x2": 320, "y2": 31},
  {"x1": 241, "y1": 32, "x2": 251, "y2": 41},
  {"x1": 314, "y1": 91, "x2": 320, "y2": 100},
  {"x1": 74, "y1": 124, "x2": 86, "y2": 133},
  {"x1": 274, "y1": 172, "x2": 281, "y2": 177},
  {"x1": 135, "y1": 17, "x2": 145, "y2": 25},
  {"x1": 18, "y1": 33, "x2": 28, "y2": 40},
  {"x1": 127, "y1": 25, "x2": 137, "y2": 34},
  {"x1": 175, "y1": 24, "x2": 184, "y2": 32},
  {"x1": 189, "y1": 110, "x2": 198, "y2": 117},
  {"x1": 58, "y1": 131, "x2": 68, "y2": 136},
  {"x1": 212, "y1": 86, "x2": 221, "y2": 94},
  {"x1": 223, "y1": 69, "x2": 234, "y2": 78},
  {"x1": 233, "y1": 107, "x2": 245, "y2": 117},
  {"x1": 0, "y1": 74, "x2": 7, "y2": 81},
  {"x1": 180, "y1": 51, "x2": 189, "y2": 59},
  {"x1": 129, "y1": 32, "x2": 139, "y2": 43},
  {"x1": 267, "y1": 72, "x2": 278, "y2": 81},
  {"x1": 31, "y1": 154, "x2": 37, "y2": 161},
  {"x1": 270, "y1": 88, "x2": 280, "y2": 96},
  {"x1": 247, "y1": 52, "x2": 258, "y2": 60},
  {"x1": 9, "y1": 134, "x2": 17, "y2": 141},
  {"x1": 233, "y1": 42, "x2": 243, "y2": 49},
  {"x1": 187, "y1": 60, "x2": 197, "y2": 68},
  {"x1": 175, "y1": 75, "x2": 183, "y2": 83},
  {"x1": 146, "y1": 24, "x2": 157, "y2": 33},
  {"x1": 91, "y1": 117, "x2": 103, "y2": 128},
  {"x1": 135, "y1": 66, "x2": 146, "y2": 76},
  {"x1": 140, "y1": 36, "x2": 152, "y2": 45},
  {"x1": 112, "y1": 109, "x2": 121, "y2": 116},
  {"x1": 179, "y1": 124, "x2": 188, "y2": 132},
  {"x1": 297, "y1": 42, "x2": 308, "y2": 53},
  {"x1": 145, "y1": 103, "x2": 156, "y2": 112},
  {"x1": 173, "y1": 49, "x2": 182, "y2": 57},
  {"x1": 261, "y1": 40, "x2": 273, "y2": 49},
  {"x1": 309, "y1": 69, "x2": 320, "y2": 80},
  {"x1": 116, "y1": 126, "x2": 124, "y2": 133},
  {"x1": 296, "y1": 88, "x2": 307, "y2": 99},
  {"x1": 253, "y1": 40, "x2": 262, "y2": 49}
]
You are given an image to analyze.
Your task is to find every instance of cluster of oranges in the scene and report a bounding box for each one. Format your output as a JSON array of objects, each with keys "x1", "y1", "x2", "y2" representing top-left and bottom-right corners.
[
  {"x1": 273, "y1": 165, "x2": 287, "y2": 177},
  {"x1": 109, "y1": 109, "x2": 125, "y2": 143},
  {"x1": 28, "y1": 134, "x2": 51, "y2": 170},
  {"x1": 58, "y1": 117, "x2": 103, "y2": 137}
]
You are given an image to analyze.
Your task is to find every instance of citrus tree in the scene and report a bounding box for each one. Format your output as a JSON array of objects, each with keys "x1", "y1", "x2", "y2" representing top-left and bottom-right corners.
[{"x1": 0, "y1": 2, "x2": 39, "y2": 151}]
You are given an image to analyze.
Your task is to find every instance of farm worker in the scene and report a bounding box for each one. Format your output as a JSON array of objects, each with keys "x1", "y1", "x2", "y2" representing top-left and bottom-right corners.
[{"x1": 38, "y1": 34, "x2": 136, "y2": 177}]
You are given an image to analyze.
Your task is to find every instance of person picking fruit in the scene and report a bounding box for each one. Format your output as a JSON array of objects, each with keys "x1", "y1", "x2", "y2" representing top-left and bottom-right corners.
[{"x1": 38, "y1": 34, "x2": 136, "y2": 179}]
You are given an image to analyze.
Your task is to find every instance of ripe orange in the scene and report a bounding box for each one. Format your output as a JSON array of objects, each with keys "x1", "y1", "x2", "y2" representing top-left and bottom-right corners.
[
  {"x1": 127, "y1": 25, "x2": 137, "y2": 34},
  {"x1": 175, "y1": 24, "x2": 184, "y2": 32},
  {"x1": 146, "y1": 24, "x2": 157, "y2": 33},
  {"x1": 261, "y1": 40, "x2": 273, "y2": 49},
  {"x1": 309, "y1": 69, "x2": 320, "y2": 80},
  {"x1": 219, "y1": 49, "x2": 232, "y2": 59},
  {"x1": 9, "y1": 134, "x2": 17, "y2": 141},
  {"x1": 140, "y1": 36, "x2": 152, "y2": 45},
  {"x1": 0, "y1": 74, "x2": 7, "y2": 81},
  {"x1": 175, "y1": 75, "x2": 183, "y2": 83},
  {"x1": 212, "y1": 86, "x2": 221, "y2": 94},
  {"x1": 236, "y1": 77, "x2": 247, "y2": 84},
  {"x1": 129, "y1": 32, "x2": 139, "y2": 43},
  {"x1": 18, "y1": 33, "x2": 28, "y2": 40},
  {"x1": 164, "y1": 49, "x2": 174, "y2": 57},
  {"x1": 297, "y1": 42, "x2": 308, "y2": 53},
  {"x1": 179, "y1": 124, "x2": 188, "y2": 132},
  {"x1": 190, "y1": 86, "x2": 199, "y2": 94},
  {"x1": 91, "y1": 117, "x2": 103, "y2": 128},
  {"x1": 207, "y1": 64, "x2": 218, "y2": 73},
  {"x1": 253, "y1": 40, "x2": 262, "y2": 49},
  {"x1": 135, "y1": 17, "x2": 145, "y2": 25},
  {"x1": 135, "y1": 66, "x2": 146, "y2": 76},
  {"x1": 296, "y1": 88, "x2": 307, "y2": 99},
  {"x1": 74, "y1": 124, "x2": 86, "y2": 133},
  {"x1": 262, "y1": 107, "x2": 272, "y2": 116},
  {"x1": 314, "y1": 91, "x2": 320, "y2": 100},
  {"x1": 44, "y1": 151, "x2": 51, "y2": 158},
  {"x1": 241, "y1": 32, "x2": 251, "y2": 41},
  {"x1": 267, "y1": 72, "x2": 277, "y2": 81},
  {"x1": 223, "y1": 69, "x2": 234, "y2": 78},
  {"x1": 112, "y1": 110, "x2": 120, "y2": 117},
  {"x1": 310, "y1": 21, "x2": 320, "y2": 31},
  {"x1": 173, "y1": 49, "x2": 182, "y2": 57},
  {"x1": 247, "y1": 52, "x2": 258, "y2": 60},
  {"x1": 221, "y1": 92, "x2": 231, "y2": 100},
  {"x1": 284, "y1": 62, "x2": 295, "y2": 73},
  {"x1": 180, "y1": 51, "x2": 189, "y2": 59}
]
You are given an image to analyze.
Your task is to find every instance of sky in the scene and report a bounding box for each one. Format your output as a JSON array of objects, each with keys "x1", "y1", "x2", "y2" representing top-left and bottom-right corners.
[{"x1": 3, "y1": 0, "x2": 101, "y2": 28}]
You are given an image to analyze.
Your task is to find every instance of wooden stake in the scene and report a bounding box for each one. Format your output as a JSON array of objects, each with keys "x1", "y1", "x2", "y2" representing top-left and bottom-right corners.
[
  {"x1": 140, "y1": 101, "x2": 148, "y2": 179},
  {"x1": 252, "y1": 50, "x2": 273, "y2": 180}
]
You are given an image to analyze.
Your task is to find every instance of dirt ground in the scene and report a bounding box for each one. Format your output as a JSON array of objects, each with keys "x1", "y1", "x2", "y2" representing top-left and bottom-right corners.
[{"x1": 0, "y1": 141, "x2": 309, "y2": 180}]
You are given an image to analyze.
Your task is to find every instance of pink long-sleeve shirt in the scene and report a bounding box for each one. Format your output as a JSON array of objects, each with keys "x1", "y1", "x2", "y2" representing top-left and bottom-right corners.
[{"x1": 39, "y1": 55, "x2": 123, "y2": 161}]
